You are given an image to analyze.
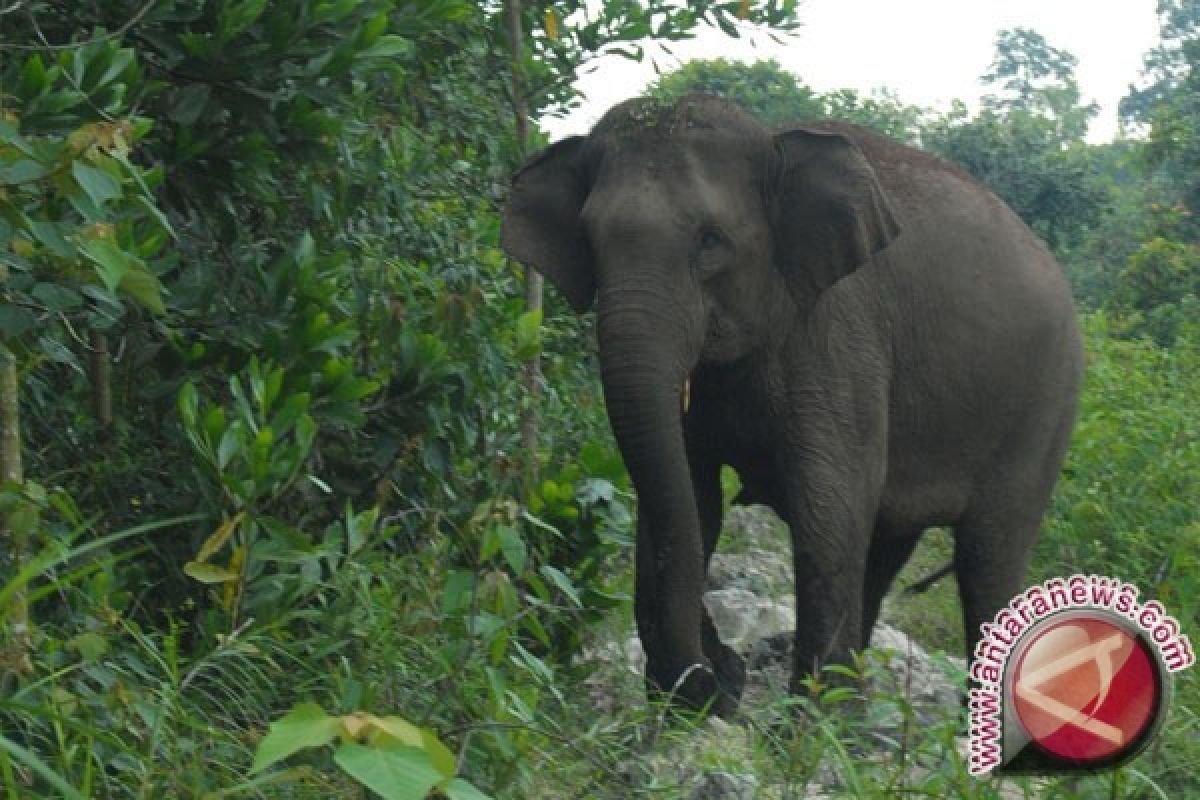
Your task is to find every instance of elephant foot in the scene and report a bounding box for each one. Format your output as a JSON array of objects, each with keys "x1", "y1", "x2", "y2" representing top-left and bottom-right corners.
[
  {"x1": 708, "y1": 643, "x2": 746, "y2": 713},
  {"x1": 646, "y1": 658, "x2": 742, "y2": 718},
  {"x1": 788, "y1": 657, "x2": 868, "y2": 709}
]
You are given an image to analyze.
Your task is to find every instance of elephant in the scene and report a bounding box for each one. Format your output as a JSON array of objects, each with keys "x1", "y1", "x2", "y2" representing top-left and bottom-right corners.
[{"x1": 501, "y1": 94, "x2": 1083, "y2": 715}]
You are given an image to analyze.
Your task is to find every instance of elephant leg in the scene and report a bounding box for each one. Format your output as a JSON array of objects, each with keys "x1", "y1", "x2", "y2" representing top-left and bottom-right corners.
[
  {"x1": 953, "y1": 509, "x2": 1042, "y2": 662},
  {"x1": 690, "y1": 451, "x2": 746, "y2": 708},
  {"x1": 860, "y1": 526, "x2": 923, "y2": 648},
  {"x1": 786, "y1": 486, "x2": 875, "y2": 693},
  {"x1": 633, "y1": 508, "x2": 729, "y2": 715},
  {"x1": 782, "y1": 450, "x2": 888, "y2": 695}
]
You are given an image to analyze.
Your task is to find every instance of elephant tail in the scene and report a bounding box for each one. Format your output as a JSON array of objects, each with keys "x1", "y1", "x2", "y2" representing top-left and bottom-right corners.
[{"x1": 905, "y1": 561, "x2": 955, "y2": 595}]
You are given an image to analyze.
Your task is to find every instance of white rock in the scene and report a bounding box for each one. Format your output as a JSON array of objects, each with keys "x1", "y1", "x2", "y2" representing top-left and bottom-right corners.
[{"x1": 704, "y1": 588, "x2": 795, "y2": 652}]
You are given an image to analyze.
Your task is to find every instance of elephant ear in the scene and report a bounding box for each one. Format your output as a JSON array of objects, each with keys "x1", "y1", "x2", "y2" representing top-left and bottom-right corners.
[
  {"x1": 501, "y1": 136, "x2": 595, "y2": 312},
  {"x1": 771, "y1": 127, "x2": 900, "y2": 304}
]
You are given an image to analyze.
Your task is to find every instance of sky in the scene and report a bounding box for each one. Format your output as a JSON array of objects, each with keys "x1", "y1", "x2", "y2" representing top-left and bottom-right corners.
[{"x1": 544, "y1": 0, "x2": 1163, "y2": 144}]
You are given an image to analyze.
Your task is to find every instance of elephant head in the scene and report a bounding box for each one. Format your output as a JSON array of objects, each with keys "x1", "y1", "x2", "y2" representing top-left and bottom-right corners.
[{"x1": 500, "y1": 95, "x2": 899, "y2": 709}]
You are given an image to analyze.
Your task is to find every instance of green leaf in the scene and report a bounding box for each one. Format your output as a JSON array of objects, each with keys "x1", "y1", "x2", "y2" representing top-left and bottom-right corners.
[
  {"x1": 16, "y1": 54, "x2": 48, "y2": 100},
  {"x1": 38, "y1": 335, "x2": 83, "y2": 374},
  {"x1": 29, "y1": 88, "x2": 86, "y2": 116},
  {"x1": 119, "y1": 265, "x2": 167, "y2": 314},
  {"x1": 250, "y1": 703, "x2": 343, "y2": 774},
  {"x1": 357, "y1": 35, "x2": 413, "y2": 61},
  {"x1": 80, "y1": 238, "x2": 131, "y2": 292},
  {"x1": 31, "y1": 283, "x2": 83, "y2": 311},
  {"x1": 66, "y1": 631, "x2": 109, "y2": 661},
  {"x1": 539, "y1": 565, "x2": 582, "y2": 607},
  {"x1": 94, "y1": 47, "x2": 135, "y2": 91},
  {"x1": 0, "y1": 734, "x2": 85, "y2": 800},
  {"x1": 496, "y1": 526, "x2": 527, "y2": 574},
  {"x1": 0, "y1": 120, "x2": 34, "y2": 156},
  {"x1": 169, "y1": 84, "x2": 211, "y2": 125},
  {"x1": 333, "y1": 743, "x2": 442, "y2": 800},
  {"x1": 72, "y1": 162, "x2": 122, "y2": 207},
  {"x1": 220, "y1": 0, "x2": 270, "y2": 41},
  {"x1": 443, "y1": 778, "x2": 493, "y2": 800},
  {"x1": 183, "y1": 561, "x2": 239, "y2": 584},
  {"x1": 515, "y1": 308, "x2": 542, "y2": 360},
  {"x1": 29, "y1": 220, "x2": 75, "y2": 258},
  {"x1": 0, "y1": 305, "x2": 37, "y2": 340},
  {"x1": 0, "y1": 160, "x2": 49, "y2": 185},
  {"x1": 420, "y1": 730, "x2": 457, "y2": 778}
]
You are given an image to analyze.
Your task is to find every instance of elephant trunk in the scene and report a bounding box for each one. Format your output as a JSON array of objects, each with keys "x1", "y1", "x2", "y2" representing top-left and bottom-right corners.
[{"x1": 596, "y1": 290, "x2": 709, "y2": 692}]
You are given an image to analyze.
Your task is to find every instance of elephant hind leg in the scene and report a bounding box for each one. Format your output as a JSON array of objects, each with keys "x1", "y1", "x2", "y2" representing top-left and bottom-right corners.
[
  {"x1": 691, "y1": 452, "x2": 747, "y2": 710},
  {"x1": 954, "y1": 414, "x2": 1074, "y2": 660},
  {"x1": 952, "y1": 507, "x2": 1045, "y2": 661},
  {"x1": 860, "y1": 525, "x2": 923, "y2": 648}
]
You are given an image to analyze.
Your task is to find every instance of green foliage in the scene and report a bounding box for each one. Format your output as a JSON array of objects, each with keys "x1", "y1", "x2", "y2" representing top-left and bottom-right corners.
[
  {"x1": 520, "y1": 2, "x2": 800, "y2": 116},
  {"x1": 922, "y1": 29, "x2": 1109, "y2": 256},
  {"x1": 649, "y1": 58, "x2": 825, "y2": 126},
  {"x1": 923, "y1": 104, "x2": 1111, "y2": 252},
  {"x1": 1113, "y1": 237, "x2": 1200, "y2": 343},
  {"x1": 1034, "y1": 313, "x2": 1200, "y2": 795},
  {"x1": 249, "y1": 703, "x2": 489, "y2": 800},
  {"x1": 981, "y1": 27, "x2": 1098, "y2": 141},
  {"x1": 649, "y1": 58, "x2": 927, "y2": 142}
]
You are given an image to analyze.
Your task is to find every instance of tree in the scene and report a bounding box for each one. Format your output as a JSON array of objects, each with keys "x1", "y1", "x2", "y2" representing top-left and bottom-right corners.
[
  {"x1": 981, "y1": 27, "x2": 1098, "y2": 141},
  {"x1": 1120, "y1": 0, "x2": 1200, "y2": 128},
  {"x1": 650, "y1": 58, "x2": 825, "y2": 125},
  {"x1": 650, "y1": 58, "x2": 927, "y2": 143},
  {"x1": 923, "y1": 30, "x2": 1107, "y2": 255},
  {"x1": 1121, "y1": 1, "x2": 1200, "y2": 238}
]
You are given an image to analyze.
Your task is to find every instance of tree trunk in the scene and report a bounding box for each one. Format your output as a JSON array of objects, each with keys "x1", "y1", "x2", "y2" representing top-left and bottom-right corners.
[
  {"x1": 90, "y1": 331, "x2": 113, "y2": 438},
  {"x1": 0, "y1": 344, "x2": 32, "y2": 677},
  {"x1": 506, "y1": 0, "x2": 544, "y2": 489}
]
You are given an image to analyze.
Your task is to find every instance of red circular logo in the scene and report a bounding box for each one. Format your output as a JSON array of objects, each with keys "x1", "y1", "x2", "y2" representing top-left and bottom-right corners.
[{"x1": 1011, "y1": 616, "x2": 1161, "y2": 765}]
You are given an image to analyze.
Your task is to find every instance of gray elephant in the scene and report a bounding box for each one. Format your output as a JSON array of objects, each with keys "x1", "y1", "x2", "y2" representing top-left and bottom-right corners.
[{"x1": 501, "y1": 95, "x2": 1082, "y2": 714}]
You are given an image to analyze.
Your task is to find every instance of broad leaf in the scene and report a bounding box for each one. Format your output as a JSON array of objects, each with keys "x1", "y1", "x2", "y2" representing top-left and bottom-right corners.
[
  {"x1": 30, "y1": 284, "x2": 81, "y2": 311},
  {"x1": 0, "y1": 305, "x2": 37, "y2": 340},
  {"x1": 250, "y1": 703, "x2": 342, "y2": 775},
  {"x1": 80, "y1": 238, "x2": 131, "y2": 292},
  {"x1": 443, "y1": 778, "x2": 493, "y2": 800},
  {"x1": 71, "y1": 162, "x2": 122, "y2": 207},
  {"x1": 333, "y1": 743, "x2": 442, "y2": 800},
  {"x1": 119, "y1": 265, "x2": 167, "y2": 314},
  {"x1": 539, "y1": 565, "x2": 581, "y2": 607},
  {"x1": 357, "y1": 35, "x2": 413, "y2": 61},
  {"x1": 0, "y1": 160, "x2": 49, "y2": 184}
]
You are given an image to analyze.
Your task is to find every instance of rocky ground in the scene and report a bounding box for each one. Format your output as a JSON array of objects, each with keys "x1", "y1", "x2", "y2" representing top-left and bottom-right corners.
[{"x1": 576, "y1": 505, "x2": 1028, "y2": 799}]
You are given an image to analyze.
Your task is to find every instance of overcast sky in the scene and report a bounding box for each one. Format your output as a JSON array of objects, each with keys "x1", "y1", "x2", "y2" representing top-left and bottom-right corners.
[{"x1": 544, "y1": 0, "x2": 1163, "y2": 143}]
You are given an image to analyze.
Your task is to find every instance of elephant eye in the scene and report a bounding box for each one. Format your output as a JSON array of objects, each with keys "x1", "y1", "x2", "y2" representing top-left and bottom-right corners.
[
  {"x1": 698, "y1": 227, "x2": 725, "y2": 250},
  {"x1": 692, "y1": 226, "x2": 730, "y2": 277}
]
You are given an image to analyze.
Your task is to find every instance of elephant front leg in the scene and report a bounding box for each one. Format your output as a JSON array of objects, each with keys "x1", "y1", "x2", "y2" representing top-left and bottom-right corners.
[
  {"x1": 790, "y1": 544, "x2": 866, "y2": 693},
  {"x1": 634, "y1": 511, "x2": 735, "y2": 715},
  {"x1": 785, "y1": 473, "x2": 874, "y2": 696}
]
